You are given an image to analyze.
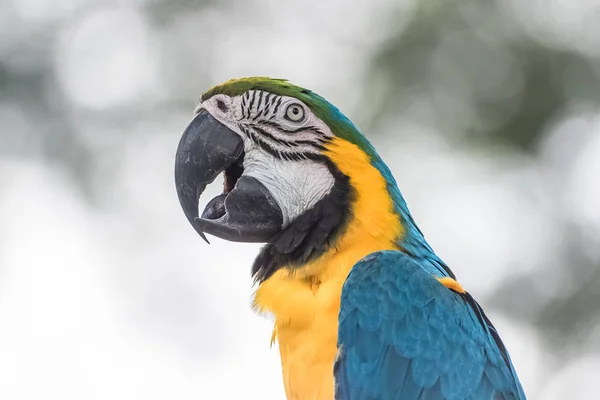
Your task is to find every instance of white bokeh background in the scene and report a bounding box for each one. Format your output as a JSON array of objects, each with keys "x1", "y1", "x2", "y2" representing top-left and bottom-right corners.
[{"x1": 1, "y1": 0, "x2": 599, "y2": 398}]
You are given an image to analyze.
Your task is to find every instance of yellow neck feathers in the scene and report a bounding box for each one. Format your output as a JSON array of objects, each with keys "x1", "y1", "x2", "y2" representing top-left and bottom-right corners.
[{"x1": 253, "y1": 138, "x2": 402, "y2": 400}]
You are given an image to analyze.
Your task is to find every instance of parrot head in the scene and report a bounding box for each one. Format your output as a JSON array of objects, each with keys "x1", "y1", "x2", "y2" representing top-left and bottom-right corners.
[{"x1": 175, "y1": 77, "x2": 444, "y2": 281}]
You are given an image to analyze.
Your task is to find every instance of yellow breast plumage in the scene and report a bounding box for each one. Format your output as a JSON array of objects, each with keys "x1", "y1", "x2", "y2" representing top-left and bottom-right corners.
[{"x1": 253, "y1": 138, "x2": 402, "y2": 400}]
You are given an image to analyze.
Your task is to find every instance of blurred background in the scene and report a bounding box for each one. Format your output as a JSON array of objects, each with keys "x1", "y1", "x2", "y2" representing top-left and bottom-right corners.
[{"x1": 1, "y1": 0, "x2": 599, "y2": 398}]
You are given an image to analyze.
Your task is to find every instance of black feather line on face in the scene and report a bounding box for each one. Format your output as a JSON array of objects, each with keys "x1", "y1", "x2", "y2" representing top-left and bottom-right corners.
[
  {"x1": 251, "y1": 161, "x2": 354, "y2": 283},
  {"x1": 252, "y1": 125, "x2": 298, "y2": 148},
  {"x1": 253, "y1": 91, "x2": 267, "y2": 121},
  {"x1": 272, "y1": 96, "x2": 283, "y2": 116},
  {"x1": 239, "y1": 124, "x2": 328, "y2": 162},
  {"x1": 260, "y1": 120, "x2": 327, "y2": 136}
]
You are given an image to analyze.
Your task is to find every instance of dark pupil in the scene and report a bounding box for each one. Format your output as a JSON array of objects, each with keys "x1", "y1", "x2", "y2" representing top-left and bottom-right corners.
[{"x1": 292, "y1": 107, "x2": 299, "y2": 115}]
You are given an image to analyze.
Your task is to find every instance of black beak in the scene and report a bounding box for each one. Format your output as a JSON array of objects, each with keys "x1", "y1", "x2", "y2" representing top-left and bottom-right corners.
[{"x1": 174, "y1": 108, "x2": 283, "y2": 243}]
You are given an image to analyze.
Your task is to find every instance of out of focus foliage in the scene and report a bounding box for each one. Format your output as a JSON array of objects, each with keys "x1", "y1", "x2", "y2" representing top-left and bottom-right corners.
[
  {"x1": 366, "y1": 0, "x2": 600, "y2": 357},
  {"x1": 0, "y1": 0, "x2": 216, "y2": 197}
]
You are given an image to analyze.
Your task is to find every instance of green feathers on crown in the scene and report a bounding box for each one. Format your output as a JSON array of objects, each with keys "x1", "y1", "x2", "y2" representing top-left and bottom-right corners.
[{"x1": 201, "y1": 77, "x2": 303, "y2": 102}]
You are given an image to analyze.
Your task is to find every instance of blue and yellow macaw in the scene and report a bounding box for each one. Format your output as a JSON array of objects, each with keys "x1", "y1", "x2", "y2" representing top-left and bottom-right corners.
[{"x1": 174, "y1": 77, "x2": 526, "y2": 400}]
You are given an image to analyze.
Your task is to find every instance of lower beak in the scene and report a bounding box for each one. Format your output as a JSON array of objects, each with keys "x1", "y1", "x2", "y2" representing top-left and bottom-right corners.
[{"x1": 174, "y1": 109, "x2": 283, "y2": 243}]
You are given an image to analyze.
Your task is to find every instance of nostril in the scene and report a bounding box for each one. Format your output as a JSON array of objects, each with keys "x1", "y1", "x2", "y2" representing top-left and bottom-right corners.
[{"x1": 217, "y1": 99, "x2": 228, "y2": 113}]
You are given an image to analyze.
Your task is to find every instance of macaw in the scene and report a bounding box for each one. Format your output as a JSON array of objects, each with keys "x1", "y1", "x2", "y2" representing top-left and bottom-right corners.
[{"x1": 174, "y1": 77, "x2": 526, "y2": 400}]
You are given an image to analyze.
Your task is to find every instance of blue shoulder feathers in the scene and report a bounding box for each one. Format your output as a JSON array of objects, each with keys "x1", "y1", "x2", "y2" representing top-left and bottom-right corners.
[{"x1": 334, "y1": 250, "x2": 526, "y2": 400}]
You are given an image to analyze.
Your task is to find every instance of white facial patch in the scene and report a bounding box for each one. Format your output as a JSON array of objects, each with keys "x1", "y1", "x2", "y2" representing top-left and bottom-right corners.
[{"x1": 242, "y1": 146, "x2": 335, "y2": 227}]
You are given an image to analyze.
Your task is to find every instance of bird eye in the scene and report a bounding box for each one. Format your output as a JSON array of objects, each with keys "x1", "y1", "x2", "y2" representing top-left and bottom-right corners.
[{"x1": 284, "y1": 104, "x2": 305, "y2": 122}]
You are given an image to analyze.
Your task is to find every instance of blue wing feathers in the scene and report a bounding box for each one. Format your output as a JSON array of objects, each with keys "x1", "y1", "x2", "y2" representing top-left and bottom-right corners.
[
  {"x1": 334, "y1": 250, "x2": 526, "y2": 400},
  {"x1": 420, "y1": 381, "x2": 443, "y2": 400}
]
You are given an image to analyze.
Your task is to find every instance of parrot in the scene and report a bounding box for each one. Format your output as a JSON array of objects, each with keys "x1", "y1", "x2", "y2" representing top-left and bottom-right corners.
[{"x1": 174, "y1": 77, "x2": 527, "y2": 400}]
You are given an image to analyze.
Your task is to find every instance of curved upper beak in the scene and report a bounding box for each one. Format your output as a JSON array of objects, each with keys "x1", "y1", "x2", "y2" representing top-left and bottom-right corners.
[{"x1": 174, "y1": 108, "x2": 283, "y2": 243}]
